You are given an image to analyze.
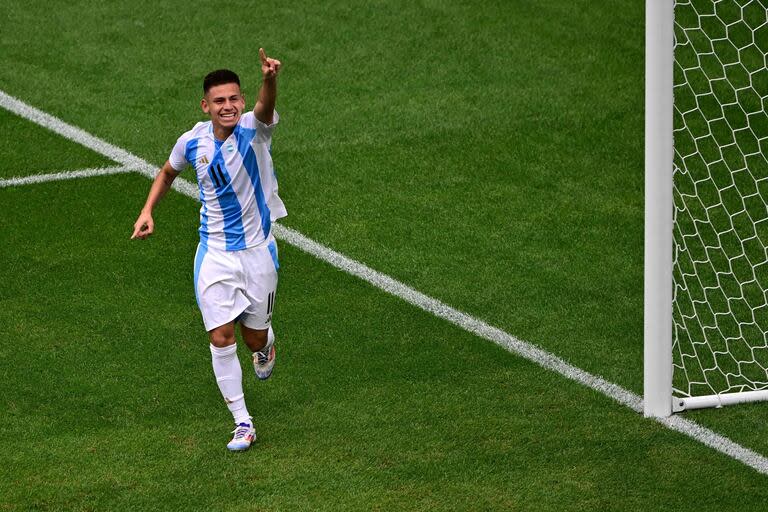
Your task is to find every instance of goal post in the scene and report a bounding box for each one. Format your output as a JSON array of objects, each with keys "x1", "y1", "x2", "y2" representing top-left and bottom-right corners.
[
  {"x1": 644, "y1": 0, "x2": 675, "y2": 418},
  {"x1": 645, "y1": 0, "x2": 768, "y2": 417}
]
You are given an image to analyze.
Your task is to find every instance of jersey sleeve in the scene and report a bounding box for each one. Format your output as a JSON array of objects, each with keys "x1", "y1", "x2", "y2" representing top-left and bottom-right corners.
[
  {"x1": 239, "y1": 111, "x2": 280, "y2": 144},
  {"x1": 168, "y1": 132, "x2": 191, "y2": 171},
  {"x1": 255, "y1": 110, "x2": 279, "y2": 143}
]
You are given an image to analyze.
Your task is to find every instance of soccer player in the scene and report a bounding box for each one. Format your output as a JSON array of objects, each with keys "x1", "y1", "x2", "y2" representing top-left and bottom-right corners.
[{"x1": 131, "y1": 48, "x2": 285, "y2": 452}]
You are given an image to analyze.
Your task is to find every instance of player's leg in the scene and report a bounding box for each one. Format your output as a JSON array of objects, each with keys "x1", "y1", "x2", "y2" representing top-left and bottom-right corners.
[
  {"x1": 240, "y1": 324, "x2": 268, "y2": 352},
  {"x1": 238, "y1": 239, "x2": 279, "y2": 380},
  {"x1": 208, "y1": 322, "x2": 255, "y2": 451},
  {"x1": 196, "y1": 244, "x2": 255, "y2": 450},
  {"x1": 209, "y1": 322, "x2": 250, "y2": 423}
]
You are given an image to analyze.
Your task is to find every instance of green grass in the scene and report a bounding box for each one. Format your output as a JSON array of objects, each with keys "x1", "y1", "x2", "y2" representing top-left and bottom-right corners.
[
  {"x1": 2, "y1": 175, "x2": 768, "y2": 511},
  {"x1": 0, "y1": 109, "x2": 113, "y2": 179},
  {"x1": 2, "y1": 0, "x2": 648, "y2": 391},
  {"x1": 1, "y1": 0, "x2": 768, "y2": 509}
]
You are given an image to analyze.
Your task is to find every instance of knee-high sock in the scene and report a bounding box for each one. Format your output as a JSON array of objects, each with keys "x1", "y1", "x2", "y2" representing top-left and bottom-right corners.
[{"x1": 210, "y1": 344, "x2": 251, "y2": 424}]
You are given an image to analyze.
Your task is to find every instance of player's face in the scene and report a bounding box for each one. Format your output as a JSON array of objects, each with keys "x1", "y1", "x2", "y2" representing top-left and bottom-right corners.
[{"x1": 201, "y1": 83, "x2": 245, "y2": 131}]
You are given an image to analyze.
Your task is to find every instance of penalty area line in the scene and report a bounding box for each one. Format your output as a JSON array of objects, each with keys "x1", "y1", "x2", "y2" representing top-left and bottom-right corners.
[
  {"x1": 1, "y1": 89, "x2": 768, "y2": 476},
  {"x1": 0, "y1": 165, "x2": 135, "y2": 188}
]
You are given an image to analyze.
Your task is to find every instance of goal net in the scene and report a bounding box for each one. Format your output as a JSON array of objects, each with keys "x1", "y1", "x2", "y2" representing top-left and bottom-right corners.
[{"x1": 671, "y1": 0, "x2": 768, "y2": 411}]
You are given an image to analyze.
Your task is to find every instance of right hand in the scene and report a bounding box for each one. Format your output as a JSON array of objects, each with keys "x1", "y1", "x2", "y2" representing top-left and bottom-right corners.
[
  {"x1": 259, "y1": 48, "x2": 281, "y2": 80},
  {"x1": 131, "y1": 212, "x2": 154, "y2": 240}
]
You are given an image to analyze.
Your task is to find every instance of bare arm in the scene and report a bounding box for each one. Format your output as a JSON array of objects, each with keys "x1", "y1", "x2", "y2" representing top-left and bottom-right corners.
[
  {"x1": 254, "y1": 47, "x2": 281, "y2": 125},
  {"x1": 131, "y1": 160, "x2": 180, "y2": 240}
]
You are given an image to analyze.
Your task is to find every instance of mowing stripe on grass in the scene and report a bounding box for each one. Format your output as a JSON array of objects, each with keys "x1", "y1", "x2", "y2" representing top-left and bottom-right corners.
[
  {"x1": 0, "y1": 165, "x2": 134, "y2": 188},
  {"x1": 2, "y1": 89, "x2": 767, "y2": 476}
]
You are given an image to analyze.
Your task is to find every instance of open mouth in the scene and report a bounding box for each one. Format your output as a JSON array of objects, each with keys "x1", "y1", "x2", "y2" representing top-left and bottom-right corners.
[{"x1": 220, "y1": 112, "x2": 237, "y2": 120}]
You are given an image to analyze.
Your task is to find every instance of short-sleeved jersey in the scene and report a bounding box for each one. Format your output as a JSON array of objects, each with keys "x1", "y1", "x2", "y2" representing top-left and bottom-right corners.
[{"x1": 169, "y1": 111, "x2": 287, "y2": 251}]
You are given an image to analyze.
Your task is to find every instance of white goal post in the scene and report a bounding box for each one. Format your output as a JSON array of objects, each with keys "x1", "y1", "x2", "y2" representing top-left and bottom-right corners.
[
  {"x1": 645, "y1": 0, "x2": 768, "y2": 417},
  {"x1": 645, "y1": 0, "x2": 675, "y2": 418}
]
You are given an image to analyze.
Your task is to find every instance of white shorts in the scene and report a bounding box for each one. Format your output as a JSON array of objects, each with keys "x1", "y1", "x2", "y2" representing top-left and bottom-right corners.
[{"x1": 193, "y1": 237, "x2": 279, "y2": 332}]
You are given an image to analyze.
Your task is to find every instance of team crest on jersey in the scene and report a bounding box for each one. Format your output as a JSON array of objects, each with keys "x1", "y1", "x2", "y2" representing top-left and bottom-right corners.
[{"x1": 198, "y1": 155, "x2": 210, "y2": 165}]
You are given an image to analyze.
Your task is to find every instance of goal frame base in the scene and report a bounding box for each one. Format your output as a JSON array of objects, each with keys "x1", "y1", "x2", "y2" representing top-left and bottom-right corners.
[{"x1": 672, "y1": 390, "x2": 768, "y2": 413}]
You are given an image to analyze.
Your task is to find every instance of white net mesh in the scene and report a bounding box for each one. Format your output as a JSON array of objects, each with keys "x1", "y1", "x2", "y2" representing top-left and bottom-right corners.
[{"x1": 672, "y1": 0, "x2": 768, "y2": 398}]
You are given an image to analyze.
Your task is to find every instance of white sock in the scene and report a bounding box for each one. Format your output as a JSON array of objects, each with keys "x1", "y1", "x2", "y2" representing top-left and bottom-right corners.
[{"x1": 210, "y1": 344, "x2": 251, "y2": 424}]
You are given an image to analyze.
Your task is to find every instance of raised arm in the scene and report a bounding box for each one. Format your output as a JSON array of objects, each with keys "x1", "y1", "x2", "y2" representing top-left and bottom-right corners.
[
  {"x1": 254, "y1": 47, "x2": 282, "y2": 125},
  {"x1": 131, "y1": 160, "x2": 180, "y2": 240}
]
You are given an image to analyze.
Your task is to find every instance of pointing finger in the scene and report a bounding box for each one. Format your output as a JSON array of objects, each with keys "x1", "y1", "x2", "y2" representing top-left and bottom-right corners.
[{"x1": 259, "y1": 48, "x2": 268, "y2": 65}]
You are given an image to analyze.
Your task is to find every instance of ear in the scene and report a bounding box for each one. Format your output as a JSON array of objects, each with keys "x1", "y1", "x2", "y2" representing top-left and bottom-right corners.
[{"x1": 201, "y1": 97, "x2": 210, "y2": 114}]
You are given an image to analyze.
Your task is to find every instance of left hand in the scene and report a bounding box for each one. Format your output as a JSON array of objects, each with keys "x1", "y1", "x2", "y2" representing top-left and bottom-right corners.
[{"x1": 259, "y1": 48, "x2": 281, "y2": 79}]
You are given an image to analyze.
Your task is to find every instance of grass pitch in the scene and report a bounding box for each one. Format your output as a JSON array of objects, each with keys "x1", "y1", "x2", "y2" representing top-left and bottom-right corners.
[{"x1": 1, "y1": 0, "x2": 768, "y2": 510}]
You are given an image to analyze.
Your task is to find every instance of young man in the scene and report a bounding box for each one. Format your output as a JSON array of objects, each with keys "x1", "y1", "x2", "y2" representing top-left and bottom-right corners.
[{"x1": 131, "y1": 48, "x2": 285, "y2": 452}]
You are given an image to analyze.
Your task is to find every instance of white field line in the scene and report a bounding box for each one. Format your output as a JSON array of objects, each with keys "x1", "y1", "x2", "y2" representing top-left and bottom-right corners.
[
  {"x1": 2, "y1": 90, "x2": 767, "y2": 476},
  {"x1": 0, "y1": 165, "x2": 134, "y2": 188},
  {"x1": 0, "y1": 90, "x2": 198, "y2": 198}
]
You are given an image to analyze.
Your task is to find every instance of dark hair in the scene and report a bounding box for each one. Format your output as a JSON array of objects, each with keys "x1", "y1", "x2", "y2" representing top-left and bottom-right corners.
[{"x1": 203, "y1": 69, "x2": 241, "y2": 94}]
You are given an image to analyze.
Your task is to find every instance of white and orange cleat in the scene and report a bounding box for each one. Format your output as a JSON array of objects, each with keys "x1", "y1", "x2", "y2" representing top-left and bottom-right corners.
[{"x1": 227, "y1": 422, "x2": 256, "y2": 451}]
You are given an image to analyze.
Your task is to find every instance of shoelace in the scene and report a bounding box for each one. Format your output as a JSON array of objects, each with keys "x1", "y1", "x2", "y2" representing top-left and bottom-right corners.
[
  {"x1": 255, "y1": 344, "x2": 272, "y2": 365},
  {"x1": 231, "y1": 423, "x2": 252, "y2": 439}
]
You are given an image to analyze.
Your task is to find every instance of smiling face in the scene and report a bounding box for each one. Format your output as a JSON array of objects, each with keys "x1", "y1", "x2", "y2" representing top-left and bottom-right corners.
[{"x1": 201, "y1": 82, "x2": 245, "y2": 138}]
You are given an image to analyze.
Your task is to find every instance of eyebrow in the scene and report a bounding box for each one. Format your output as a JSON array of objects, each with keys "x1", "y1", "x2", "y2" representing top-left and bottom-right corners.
[{"x1": 212, "y1": 94, "x2": 240, "y2": 101}]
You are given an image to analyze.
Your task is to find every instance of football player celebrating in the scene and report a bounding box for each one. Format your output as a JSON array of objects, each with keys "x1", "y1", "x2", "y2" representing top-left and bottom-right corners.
[{"x1": 131, "y1": 48, "x2": 285, "y2": 451}]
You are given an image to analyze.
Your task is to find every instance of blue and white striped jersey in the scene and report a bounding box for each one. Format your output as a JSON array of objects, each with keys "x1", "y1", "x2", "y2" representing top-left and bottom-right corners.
[{"x1": 169, "y1": 111, "x2": 287, "y2": 251}]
